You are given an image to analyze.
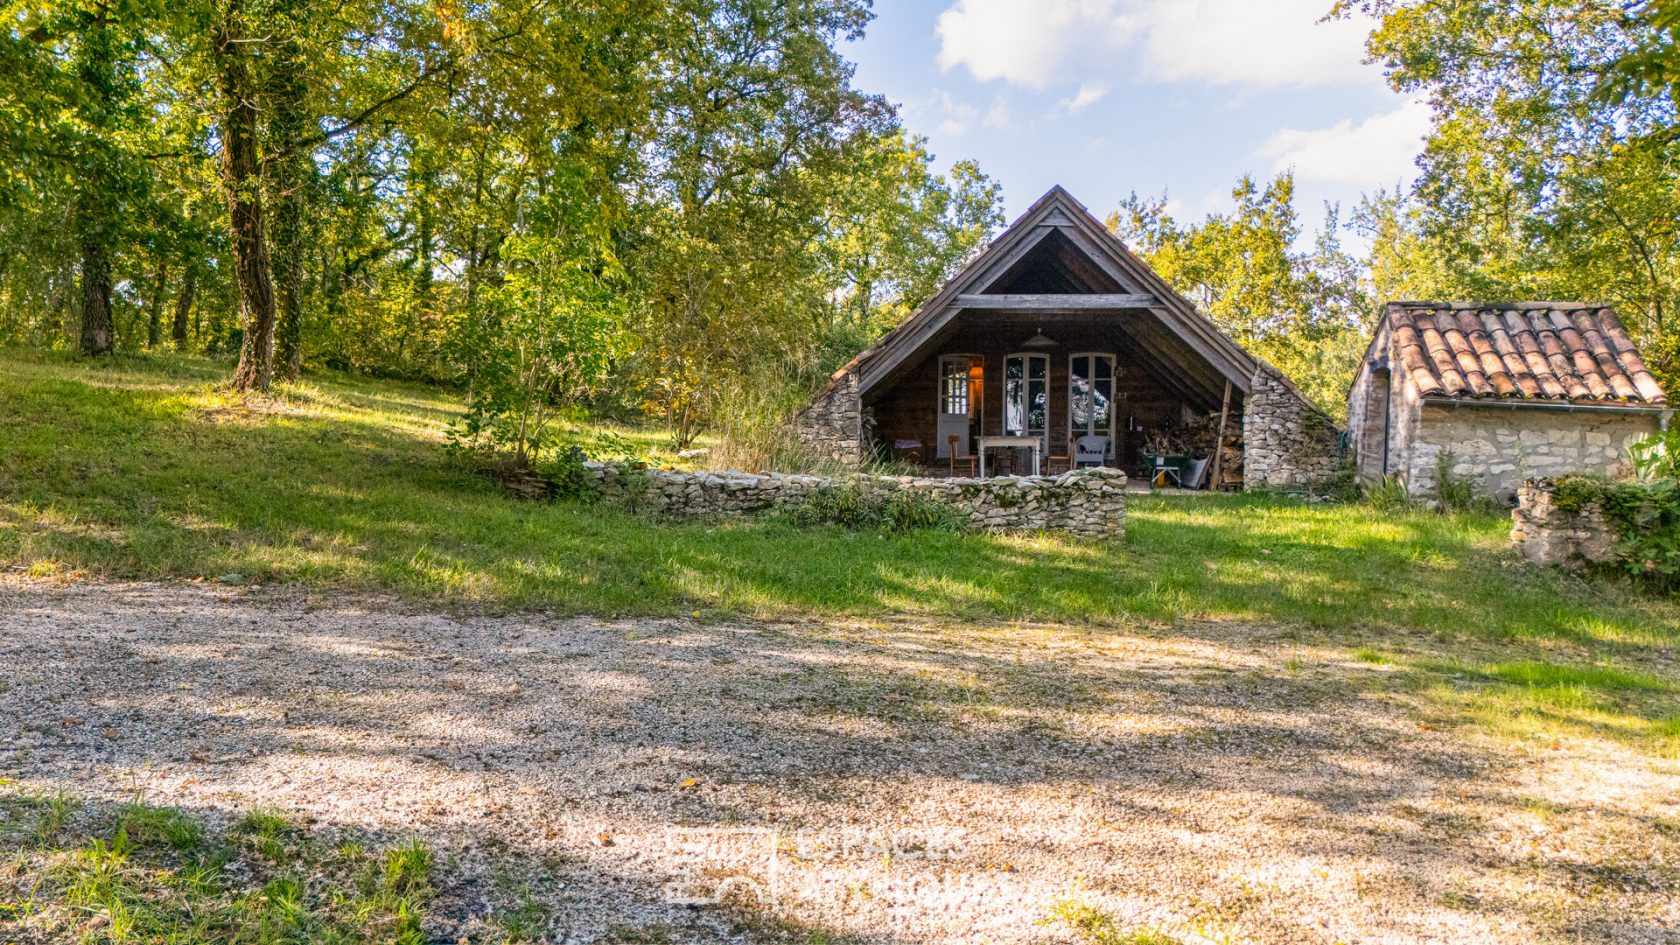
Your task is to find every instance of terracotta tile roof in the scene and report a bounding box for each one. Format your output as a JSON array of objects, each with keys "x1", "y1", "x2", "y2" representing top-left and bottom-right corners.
[{"x1": 1386, "y1": 302, "x2": 1667, "y2": 407}]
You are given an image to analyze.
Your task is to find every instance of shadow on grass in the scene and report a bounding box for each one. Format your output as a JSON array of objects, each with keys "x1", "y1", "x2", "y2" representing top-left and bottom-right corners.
[
  {"x1": 4, "y1": 583, "x2": 1678, "y2": 942},
  {"x1": 3, "y1": 348, "x2": 1676, "y2": 649}
]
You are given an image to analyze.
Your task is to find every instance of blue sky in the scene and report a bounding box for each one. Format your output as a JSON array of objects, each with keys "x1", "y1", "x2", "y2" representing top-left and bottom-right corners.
[{"x1": 843, "y1": 0, "x2": 1430, "y2": 247}]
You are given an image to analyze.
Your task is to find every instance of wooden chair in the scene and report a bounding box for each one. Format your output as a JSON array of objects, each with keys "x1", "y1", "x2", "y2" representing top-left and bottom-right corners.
[
  {"x1": 1046, "y1": 436, "x2": 1073, "y2": 475},
  {"x1": 947, "y1": 435, "x2": 976, "y2": 476}
]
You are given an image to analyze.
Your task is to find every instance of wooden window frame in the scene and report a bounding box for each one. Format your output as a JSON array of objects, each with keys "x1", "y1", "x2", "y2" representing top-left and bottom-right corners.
[{"x1": 1066, "y1": 352, "x2": 1117, "y2": 442}]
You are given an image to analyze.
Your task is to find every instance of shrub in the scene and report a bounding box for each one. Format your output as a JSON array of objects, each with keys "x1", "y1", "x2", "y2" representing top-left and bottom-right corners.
[
  {"x1": 1554, "y1": 474, "x2": 1680, "y2": 593},
  {"x1": 1362, "y1": 474, "x2": 1411, "y2": 510},
  {"x1": 1630, "y1": 427, "x2": 1680, "y2": 482},
  {"x1": 780, "y1": 481, "x2": 967, "y2": 533},
  {"x1": 1434, "y1": 452, "x2": 1499, "y2": 514}
]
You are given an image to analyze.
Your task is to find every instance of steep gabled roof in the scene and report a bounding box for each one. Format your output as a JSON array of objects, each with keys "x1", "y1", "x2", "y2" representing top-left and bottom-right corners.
[
  {"x1": 1384, "y1": 302, "x2": 1666, "y2": 407},
  {"x1": 830, "y1": 185, "x2": 1258, "y2": 397}
]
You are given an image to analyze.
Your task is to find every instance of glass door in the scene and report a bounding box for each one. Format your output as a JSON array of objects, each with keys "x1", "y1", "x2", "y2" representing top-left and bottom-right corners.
[
  {"x1": 1069, "y1": 353, "x2": 1115, "y2": 465},
  {"x1": 1004, "y1": 353, "x2": 1049, "y2": 451},
  {"x1": 936, "y1": 355, "x2": 980, "y2": 459},
  {"x1": 1069, "y1": 354, "x2": 1115, "y2": 438}
]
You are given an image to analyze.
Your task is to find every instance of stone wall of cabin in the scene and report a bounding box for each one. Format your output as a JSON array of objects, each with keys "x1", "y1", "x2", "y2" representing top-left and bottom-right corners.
[
  {"x1": 1511, "y1": 479, "x2": 1617, "y2": 569},
  {"x1": 791, "y1": 371, "x2": 865, "y2": 465},
  {"x1": 1242, "y1": 362, "x2": 1345, "y2": 489},
  {"x1": 584, "y1": 463, "x2": 1128, "y2": 539},
  {"x1": 1403, "y1": 404, "x2": 1661, "y2": 501}
]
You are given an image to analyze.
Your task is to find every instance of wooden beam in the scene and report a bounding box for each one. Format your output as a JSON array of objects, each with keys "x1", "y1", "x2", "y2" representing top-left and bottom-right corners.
[
  {"x1": 955, "y1": 293, "x2": 1158, "y2": 310},
  {"x1": 1210, "y1": 379, "x2": 1232, "y2": 490},
  {"x1": 1105, "y1": 328, "x2": 1211, "y2": 408}
]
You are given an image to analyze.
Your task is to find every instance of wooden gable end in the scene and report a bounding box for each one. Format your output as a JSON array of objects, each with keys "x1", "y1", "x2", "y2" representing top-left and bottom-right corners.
[{"x1": 847, "y1": 186, "x2": 1259, "y2": 398}]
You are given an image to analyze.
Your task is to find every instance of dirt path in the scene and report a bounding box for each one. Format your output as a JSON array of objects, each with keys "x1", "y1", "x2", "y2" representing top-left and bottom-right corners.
[{"x1": 2, "y1": 580, "x2": 1676, "y2": 943}]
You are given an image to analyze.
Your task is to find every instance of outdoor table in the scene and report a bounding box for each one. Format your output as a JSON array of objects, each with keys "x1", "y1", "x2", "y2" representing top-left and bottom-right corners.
[{"x1": 976, "y1": 435, "x2": 1042, "y2": 478}]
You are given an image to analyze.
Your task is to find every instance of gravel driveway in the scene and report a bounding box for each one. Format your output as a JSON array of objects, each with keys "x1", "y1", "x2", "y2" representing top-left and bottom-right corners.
[{"x1": 2, "y1": 579, "x2": 1676, "y2": 943}]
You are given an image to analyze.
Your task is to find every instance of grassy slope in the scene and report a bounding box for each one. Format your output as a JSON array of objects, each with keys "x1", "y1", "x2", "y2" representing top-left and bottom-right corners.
[{"x1": 2, "y1": 347, "x2": 1678, "y2": 754}]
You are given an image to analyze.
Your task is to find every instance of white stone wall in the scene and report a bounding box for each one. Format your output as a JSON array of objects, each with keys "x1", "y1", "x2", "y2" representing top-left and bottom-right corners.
[
  {"x1": 1404, "y1": 405, "x2": 1661, "y2": 500},
  {"x1": 1242, "y1": 362, "x2": 1345, "y2": 489},
  {"x1": 584, "y1": 463, "x2": 1128, "y2": 539}
]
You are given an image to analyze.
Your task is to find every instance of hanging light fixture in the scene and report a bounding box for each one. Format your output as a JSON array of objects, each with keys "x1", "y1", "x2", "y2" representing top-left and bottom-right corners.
[{"x1": 1022, "y1": 324, "x2": 1056, "y2": 348}]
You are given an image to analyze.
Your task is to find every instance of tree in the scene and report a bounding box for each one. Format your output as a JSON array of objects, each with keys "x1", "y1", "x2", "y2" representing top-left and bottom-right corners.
[
  {"x1": 214, "y1": 0, "x2": 279, "y2": 391},
  {"x1": 631, "y1": 0, "x2": 893, "y2": 447},
  {"x1": 819, "y1": 133, "x2": 1001, "y2": 342},
  {"x1": 267, "y1": 14, "x2": 312, "y2": 381},
  {"x1": 1109, "y1": 173, "x2": 1371, "y2": 415},
  {"x1": 1334, "y1": 0, "x2": 1680, "y2": 389}
]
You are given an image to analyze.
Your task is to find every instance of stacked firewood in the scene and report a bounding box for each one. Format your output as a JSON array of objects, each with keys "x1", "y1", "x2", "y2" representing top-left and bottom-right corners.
[{"x1": 1181, "y1": 411, "x2": 1244, "y2": 490}]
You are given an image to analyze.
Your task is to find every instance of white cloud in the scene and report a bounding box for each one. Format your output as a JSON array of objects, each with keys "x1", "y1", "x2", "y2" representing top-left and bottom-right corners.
[
  {"x1": 1257, "y1": 100, "x2": 1433, "y2": 187},
  {"x1": 923, "y1": 90, "x2": 980, "y2": 136},
  {"x1": 936, "y1": 0, "x2": 1136, "y2": 90},
  {"x1": 1057, "y1": 82, "x2": 1110, "y2": 114},
  {"x1": 936, "y1": 0, "x2": 1374, "y2": 91},
  {"x1": 982, "y1": 95, "x2": 1015, "y2": 130}
]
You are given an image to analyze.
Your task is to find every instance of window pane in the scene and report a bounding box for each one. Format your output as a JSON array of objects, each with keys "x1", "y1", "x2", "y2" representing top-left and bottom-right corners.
[
  {"x1": 1071, "y1": 368, "x2": 1091, "y2": 431},
  {"x1": 1004, "y1": 357, "x2": 1024, "y2": 434},
  {"x1": 1092, "y1": 381, "x2": 1111, "y2": 434},
  {"x1": 941, "y1": 359, "x2": 969, "y2": 415}
]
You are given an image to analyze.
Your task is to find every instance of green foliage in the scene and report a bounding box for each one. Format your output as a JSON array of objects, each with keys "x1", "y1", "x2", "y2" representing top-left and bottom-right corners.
[
  {"x1": 1553, "y1": 473, "x2": 1680, "y2": 592},
  {"x1": 7, "y1": 351, "x2": 1680, "y2": 640},
  {"x1": 1108, "y1": 173, "x2": 1370, "y2": 417},
  {"x1": 1630, "y1": 426, "x2": 1680, "y2": 482},
  {"x1": 1362, "y1": 474, "x2": 1412, "y2": 511},
  {"x1": 1337, "y1": 0, "x2": 1680, "y2": 393},
  {"x1": 779, "y1": 481, "x2": 968, "y2": 533},
  {"x1": 1, "y1": 794, "x2": 435, "y2": 944},
  {"x1": 1432, "y1": 451, "x2": 1497, "y2": 514},
  {"x1": 0, "y1": 0, "x2": 1001, "y2": 422},
  {"x1": 448, "y1": 181, "x2": 629, "y2": 468}
]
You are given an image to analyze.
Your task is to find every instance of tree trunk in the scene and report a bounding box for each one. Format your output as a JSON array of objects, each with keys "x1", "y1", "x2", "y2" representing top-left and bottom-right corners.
[
  {"x1": 270, "y1": 31, "x2": 310, "y2": 382},
  {"x1": 77, "y1": 234, "x2": 114, "y2": 355},
  {"x1": 74, "y1": 6, "x2": 117, "y2": 357},
  {"x1": 172, "y1": 266, "x2": 197, "y2": 351},
  {"x1": 217, "y1": 0, "x2": 278, "y2": 392},
  {"x1": 145, "y1": 262, "x2": 168, "y2": 348}
]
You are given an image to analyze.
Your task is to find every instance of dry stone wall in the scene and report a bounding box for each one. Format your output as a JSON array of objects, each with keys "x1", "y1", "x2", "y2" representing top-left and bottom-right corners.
[
  {"x1": 585, "y1": 463, "x2": 1128, "y2": 539},
  {"x1": 1511, "y1": 479, "x2": 1617, "y2": 570},
  {"x1": 791, "y1": 372, "x2": 865, "y2": 464},
  {"x1": 1243, "y1": 362, "x2": 1345, "y2": 489}
]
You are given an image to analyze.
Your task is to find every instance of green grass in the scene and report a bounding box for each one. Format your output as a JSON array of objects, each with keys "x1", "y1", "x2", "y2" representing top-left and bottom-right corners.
[
  {"x1": 0, "y1": 348, "x2": 1670, "y2": 634},
  {"x1": 0, "y1": 790, "x2": 433, "y2": 944},
  {"x1": 3, "y1": 347, "x2": 1679, "y2": 755}
]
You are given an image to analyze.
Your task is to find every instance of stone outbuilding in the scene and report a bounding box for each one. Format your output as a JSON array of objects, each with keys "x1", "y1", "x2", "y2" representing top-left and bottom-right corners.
[
  {"x1": 791, "y1": 186, "x2": 1343, "y2": 489},
  {"x1": 1347, "y1": 302, "x2": 1670, "y2": 499}
]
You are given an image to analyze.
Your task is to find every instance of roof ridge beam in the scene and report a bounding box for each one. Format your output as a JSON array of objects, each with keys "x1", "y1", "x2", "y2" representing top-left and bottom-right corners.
[{"x1": 955, "y1": 293, "x2": 1158, "y2": 310}]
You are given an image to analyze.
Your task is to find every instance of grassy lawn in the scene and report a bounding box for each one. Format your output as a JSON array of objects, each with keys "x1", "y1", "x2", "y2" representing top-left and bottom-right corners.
[
  {"x1": 2, "y1": 345, "x2": 1678, "y2": 760},
  {"x1": 3, "y1": 350, "x2": 1680, "y2": 942}
]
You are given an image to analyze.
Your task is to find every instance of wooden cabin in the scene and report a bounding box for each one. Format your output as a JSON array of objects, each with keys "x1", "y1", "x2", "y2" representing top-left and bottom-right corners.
[{"x1": 795, "y1": 187, "x2": 1343, "y2": 489}]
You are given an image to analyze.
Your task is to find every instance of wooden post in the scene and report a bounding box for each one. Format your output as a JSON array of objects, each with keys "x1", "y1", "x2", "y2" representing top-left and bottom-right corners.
[{"x1": 1209, "y1": 379, "x2": 1232, "y2": 491}]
